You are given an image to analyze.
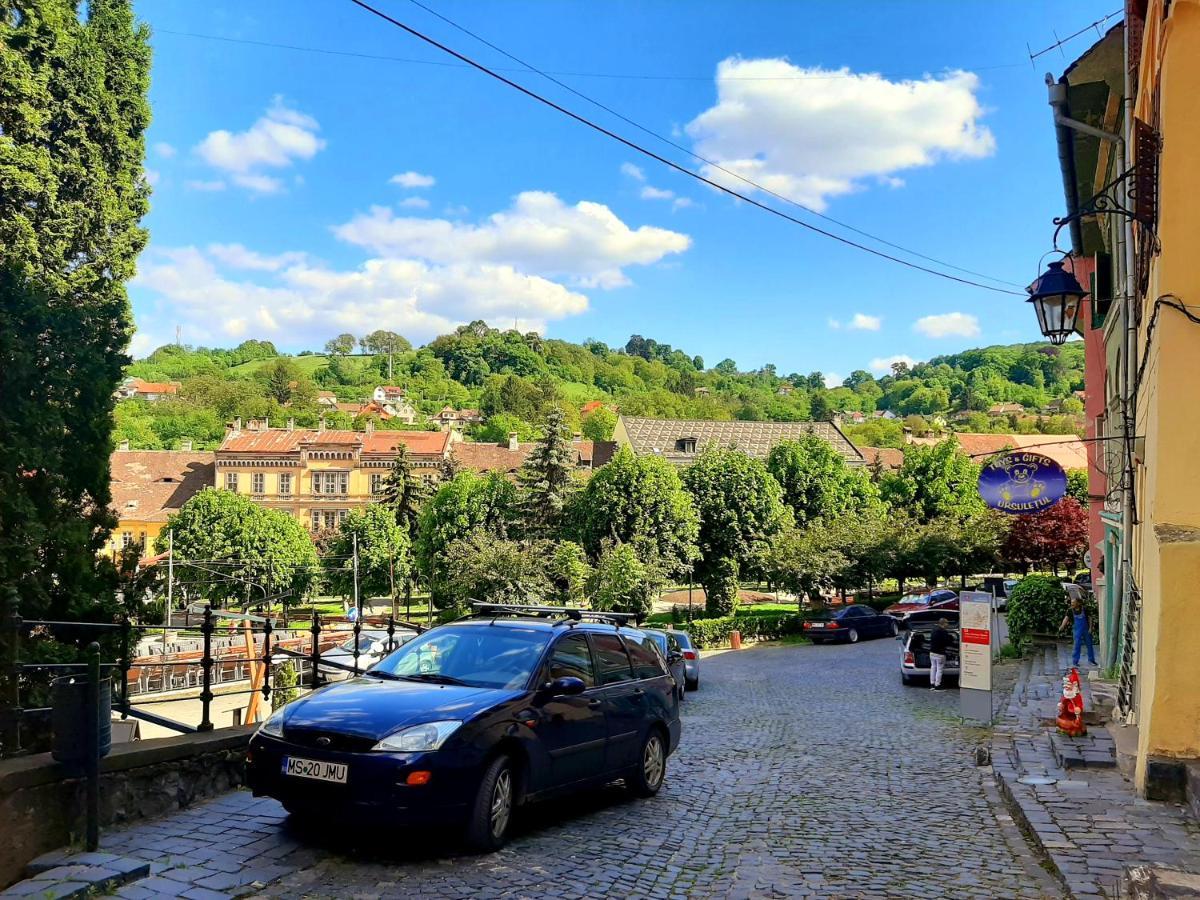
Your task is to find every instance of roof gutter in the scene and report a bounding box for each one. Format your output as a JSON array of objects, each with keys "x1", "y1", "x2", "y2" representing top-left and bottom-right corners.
[{"x1": 1046, "y1": 74, "x2": 1124, "y2": 256}]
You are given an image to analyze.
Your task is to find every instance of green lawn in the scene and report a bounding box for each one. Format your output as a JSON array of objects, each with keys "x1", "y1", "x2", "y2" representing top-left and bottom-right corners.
[{"x1": 228, "y1": 354, "x2": 337, "y2": 376}]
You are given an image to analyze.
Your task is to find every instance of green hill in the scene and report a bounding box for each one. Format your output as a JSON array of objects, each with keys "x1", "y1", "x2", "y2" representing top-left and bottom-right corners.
[{"x1": 115, "y1": 324, "x2": 1085, "y2": 451}]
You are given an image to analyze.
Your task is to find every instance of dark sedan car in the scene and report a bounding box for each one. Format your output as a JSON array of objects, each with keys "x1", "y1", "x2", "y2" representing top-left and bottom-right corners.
[
  {"x1": 803, "y1": 604, "x2": 899, "y2": 644},
  {"x1": 247, "y1": 611, "x2": 682, "y2": 851},
  {"x1": 641, "y1": 628, "x2": 687, "y2": 700}
]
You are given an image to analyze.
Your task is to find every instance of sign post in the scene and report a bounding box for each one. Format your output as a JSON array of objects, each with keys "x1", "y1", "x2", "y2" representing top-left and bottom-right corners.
[{"x1": 959, "y1": 591, "x2": 994, "y2": 723}]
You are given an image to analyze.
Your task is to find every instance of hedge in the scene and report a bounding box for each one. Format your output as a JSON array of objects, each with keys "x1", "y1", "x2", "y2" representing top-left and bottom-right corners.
[{"x1": 684, "y1": 612, "x2": 808, "y2": 649}]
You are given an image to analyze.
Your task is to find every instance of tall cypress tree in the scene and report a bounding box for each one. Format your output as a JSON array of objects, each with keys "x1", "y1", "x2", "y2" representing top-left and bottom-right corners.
[
  {"x1": 0, "y1": 0, "x2": 151, "y2": 625},
  {"x1": 378, "y1": 444, "x2": 429, "y2": 615},
  {"x1": 518, "y1": 407, "x2": 576, "y2": 537}
]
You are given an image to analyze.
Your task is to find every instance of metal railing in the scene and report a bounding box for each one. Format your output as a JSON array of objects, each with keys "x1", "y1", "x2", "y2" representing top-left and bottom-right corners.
[{"x1": 1, "y1": 593, "x2": 424, "y2": 757}]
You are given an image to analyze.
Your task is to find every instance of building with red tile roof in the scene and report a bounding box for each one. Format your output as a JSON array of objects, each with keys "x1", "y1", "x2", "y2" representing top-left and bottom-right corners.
[
  {"x1": 115, "y1": 377, "x2": 180, "y2": 401},
  {"x1": 105, "y1": 450, "x2": 215, "y2": 556}
]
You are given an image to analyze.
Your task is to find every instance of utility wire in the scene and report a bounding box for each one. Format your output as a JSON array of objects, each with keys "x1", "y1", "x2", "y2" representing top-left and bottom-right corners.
[
  {"x1": 345, "y1": 0, "x2": 1025, "y2": 297},
  {"x1": 400, "y1": 0, "x2": 1021, "y2": 289},
  {"x1": 1028, "y1": 9, "x2": 1122, "y2": 63}
]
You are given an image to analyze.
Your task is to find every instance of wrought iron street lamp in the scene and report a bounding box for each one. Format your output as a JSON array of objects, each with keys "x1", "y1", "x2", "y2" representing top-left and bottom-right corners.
[{"x1": 1027, "y1": 259, "x2": 1088, "y2": 345}]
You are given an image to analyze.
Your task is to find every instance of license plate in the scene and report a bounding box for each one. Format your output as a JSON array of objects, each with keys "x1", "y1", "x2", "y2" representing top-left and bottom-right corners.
[
  {"x1": 810, "y1": 623, "x2": 826, "y2": 628},
  {"x1": 282, "y1": 757, "x2": 348, "y2": 784}
]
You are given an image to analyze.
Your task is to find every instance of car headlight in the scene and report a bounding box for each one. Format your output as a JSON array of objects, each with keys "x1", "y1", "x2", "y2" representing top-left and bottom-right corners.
[
  {"x1": 257, "y1": 707, "x2": 286, "y2": 738},
  {"x1": 372, "y1": 720, "x2": 462, "y2": 752}
]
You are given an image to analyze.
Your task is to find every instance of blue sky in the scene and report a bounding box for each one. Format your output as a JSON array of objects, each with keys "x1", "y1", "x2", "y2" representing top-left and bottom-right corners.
[{"x1": 132, "y1": 0, "x2": 1117, "y2": 381}]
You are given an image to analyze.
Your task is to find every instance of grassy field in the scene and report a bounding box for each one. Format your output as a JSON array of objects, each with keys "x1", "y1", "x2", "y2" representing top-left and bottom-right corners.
[{"x1": 229, "y1": 354, "x2": 336, "y2": 376}]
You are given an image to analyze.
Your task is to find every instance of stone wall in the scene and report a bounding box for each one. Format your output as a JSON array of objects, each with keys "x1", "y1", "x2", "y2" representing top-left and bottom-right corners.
[{"x1": 0, "y1": 725, "x2": 253, "y2": 887}]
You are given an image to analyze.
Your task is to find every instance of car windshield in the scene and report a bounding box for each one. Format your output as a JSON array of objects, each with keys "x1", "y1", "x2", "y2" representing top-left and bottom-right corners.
[
  {"x1": 371, "y1": 625, "x2": 552, "y2": 690},
  {"x1": 904, "y1": 593, "x2": 933, "y2": 606}
]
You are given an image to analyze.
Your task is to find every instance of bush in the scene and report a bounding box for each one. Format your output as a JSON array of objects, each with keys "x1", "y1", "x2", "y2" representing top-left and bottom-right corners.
[
  {"x1": 857, "y1": 596, "x2": 895, "y2": 614},
  {"x1": 683, "y1": 612, "x2": 807, "y2": 649},
  {"x1": 1007, "y1": 575, "x2": 1069, "y2": 646}
]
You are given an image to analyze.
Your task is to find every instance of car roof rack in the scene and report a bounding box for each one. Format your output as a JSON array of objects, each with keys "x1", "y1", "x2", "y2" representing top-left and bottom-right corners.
[{"x1": 468, "y1": 602, "x2": 638, "y2": 627}]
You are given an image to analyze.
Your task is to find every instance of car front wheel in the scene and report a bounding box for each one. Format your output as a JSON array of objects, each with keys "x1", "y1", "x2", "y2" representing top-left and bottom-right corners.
[
  {"x1": 627, "y1": 729, "x2": 667, "y2": 798},
  {"x1": 465, "y1": 754, "x2": 515, "y2": 852},
  {"x1": 846, "y1": 628, "x2": 859, "y2": 644},
  {"x1": 890, "y1": 620, "x2": 899, "y2": 637}
]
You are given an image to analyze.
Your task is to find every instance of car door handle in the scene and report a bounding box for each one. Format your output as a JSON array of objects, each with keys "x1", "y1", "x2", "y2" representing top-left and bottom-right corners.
[
  {"x1": 587, "y1": 699, "x2": 602, "y2": 708},
  {"x1": 631, "y1": 688, "x2": 645, "y2": 699}
]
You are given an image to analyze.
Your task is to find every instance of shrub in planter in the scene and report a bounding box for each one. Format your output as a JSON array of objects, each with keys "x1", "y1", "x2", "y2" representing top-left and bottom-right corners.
[{"x1": 1007, "y1": 575, "x2": 1071, "y2": 647}]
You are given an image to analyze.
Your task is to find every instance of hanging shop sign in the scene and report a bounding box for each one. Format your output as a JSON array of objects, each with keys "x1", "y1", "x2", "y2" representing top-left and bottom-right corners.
[{"x1": 977, "y1": 451, "x2": 1067, "y2": 515}]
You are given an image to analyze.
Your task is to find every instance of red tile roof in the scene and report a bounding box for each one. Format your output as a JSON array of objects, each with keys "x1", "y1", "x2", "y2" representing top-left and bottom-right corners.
[
  {"x1": 129, "y1": 379, "x2": 178, "y2": 395},
  {"x1": 910, "y1": 433, "x2": 1089, "y2": 471},
  {"x1": 451, "y1": 441, "x2": 532, "y2": 474},
  {"x1": 110, "y1": 451, "x2": 215, "y2": 522},
  {"x1": 859, "y1": 446, "x2": 904, "y2": 471},
  {"x1": 218, "y1": 428, "x2": 449, "y2": 457},
  {"x1": 363, "y1": 430, "x2": 450, "y2": 455}
]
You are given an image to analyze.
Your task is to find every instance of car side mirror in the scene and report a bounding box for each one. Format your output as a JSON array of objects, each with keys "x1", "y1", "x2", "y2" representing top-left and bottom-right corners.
[{"x1": 545, "y1": 676, "x2": 586, "y2": 696}]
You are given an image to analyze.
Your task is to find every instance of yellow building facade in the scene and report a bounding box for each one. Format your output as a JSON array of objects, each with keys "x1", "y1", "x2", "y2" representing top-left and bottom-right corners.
[
  {"x1": 213, "y1": 421, "x2": 449, "y2": 530},
  {"x1": 1128, "y1": 0, "x2": 1200, "y2": 791},
  {"x1": 106, "y1": 450, "x2": 215, "y2": 557}
]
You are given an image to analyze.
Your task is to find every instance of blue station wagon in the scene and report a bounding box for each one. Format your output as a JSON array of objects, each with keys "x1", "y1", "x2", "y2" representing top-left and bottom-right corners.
[{"x1": 247, "y1": 606, "x2": 682, "y2": 851}]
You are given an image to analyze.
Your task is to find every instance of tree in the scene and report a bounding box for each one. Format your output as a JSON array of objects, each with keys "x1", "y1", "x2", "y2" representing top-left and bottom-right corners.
[
  {"x1": 715, "y1": 358, "x2": 738, "y2": 375},
  {"x1": 519, "y1": 407, "x2": 576, "y2": 536},
  {"x1": 1066, "y1": 469, "x2": 1089, "y2": 505},
  {"x1": 682, "y1": 447, "x2": 790, "y2": 615},
  {"x1": 879, "y1": 439, "x2": 984, "y2": 523},
  {"x1": 441, "y1": 532, "x2": 551, "y2": 609},
  {"x1": 547, "y1": 541, "x2": 591, "y2": 605},
  {"x1": 262, "y1": 358, "x2": 303, "y2": 405},
  {"x1": 587, "y1": 544, "x2": 658, "y2": 618},
  {"x1": 360, "y1": 330, "x2": 410, "y2": 380},
  {"x1": 569, "y1": 446, "x2": 698, "y2": 576},
  {"x1": 157, "y1": 491, "x2": 318, "y2": 608},
  {"x1": 1002, "y1": 498, "x2": 1088, "y2": 574},
  {"x1": 324, "y1": 333, "x2": 356, "y2": 357},
  {"x1": 325, "y1": 505, "x2": 410, "y2": 610},
  {"x1": 767, "y1": 526, "x2": 847, "y2": 606},
  {"x1": 766, "y1": 435, "x2": 880, "y2": 527},
  {"x1": 416, "y1": 472, "x2": 517, "y2": 606},
  {"x1": 1007, "y1": 574, "x2": 1083, "y2": 648},
  {"x1": 378, "y1": 445, "x2": 428, "y2": 540},
  {"x1": 0, "y1": 0, "x2": 151, "y2": 632},
  {"x1": 581, "y1": 406, "x2": 617, "y2": 442}
]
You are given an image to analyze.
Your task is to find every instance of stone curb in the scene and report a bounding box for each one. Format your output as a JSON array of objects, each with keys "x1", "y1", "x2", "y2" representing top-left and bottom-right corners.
[{"x1": 0, "y1": 851, "x2": 149, "y2": 899}]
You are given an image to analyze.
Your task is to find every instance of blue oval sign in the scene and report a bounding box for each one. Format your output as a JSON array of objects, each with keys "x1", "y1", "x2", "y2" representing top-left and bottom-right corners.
[{"x1": 977, "y1": 451, "x2": 1067, "y2": 515}]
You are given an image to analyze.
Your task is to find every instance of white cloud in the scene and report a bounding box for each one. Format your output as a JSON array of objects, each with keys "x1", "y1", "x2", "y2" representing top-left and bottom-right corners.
[
  {"x1": 185, "y1": 179, "x2": 226, "y2": 192},
  {"x1": 686, "y1": 58, "x2": 995, "y2": 211},
  {"x1": 399, "y1": 196, "x2": 431, "y2": 210},
  {"x1": 869, "y1": 354, "x2": 916, "y2": 374},
  {"x1": 207, "y1": 243, "x2": 307, "y2": 271},
  {"x1": 913, "y1": 311, "x2": 980, "y2": 338},
  {"x1": 335, "y1": 191, "x2": 690, "y2": 289},
  {"x1": 827, "y1": 317, "x2": 842, "y2": 330},
  {"x1": 672, "y1": 197, "x2": 694, "y2": 211},
  {"x1": 849, "y1": 313, "x2": 882, "y2": 331},
  {"x1": 153, "y1": 142, "x2": 177, "y2": 159},
  {"x1": 194, "y1": 98, "x2": 325, "y2": 193},
  {"x1": 128, "y1": 330, "x2": 161, "y2": 358},
  {"x1": 620, "y1": 162, "x2": 646, "y2": 181},
  {"x1": 390, "y1": 171, "x2": 436, "y2": 189},
  {"x1": 640, "y1": 185, "x2": 675, "y2": 201},
  {"x1": 133, "y1": 245, "x2": 588, "y2": 346},
  {"x1": 823, "y1": 372, "x2": 843, "y2": 389}
]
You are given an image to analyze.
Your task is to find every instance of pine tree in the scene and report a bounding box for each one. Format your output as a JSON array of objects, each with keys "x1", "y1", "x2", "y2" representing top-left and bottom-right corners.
[
  {"x1": 0, "y1": 1, "x2": 152, "y2": 629},
  {"x1": 519, "y1": 407, "x2": 576, "y2": 537},
  {"x1": 378, "y1": 445, "x2": 429, "y2": 614},
  {"x1": 438, "y1": 449, "x2": 464, "y2": 482}
]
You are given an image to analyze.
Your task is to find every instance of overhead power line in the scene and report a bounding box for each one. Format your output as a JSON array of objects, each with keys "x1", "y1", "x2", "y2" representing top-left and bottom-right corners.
[
  {"x1": 401, "y1": 0, "x2": 1022, "y2": 289},
  {"x1": 344, "y1": 0, "x2": 1025, "y2": 296}
]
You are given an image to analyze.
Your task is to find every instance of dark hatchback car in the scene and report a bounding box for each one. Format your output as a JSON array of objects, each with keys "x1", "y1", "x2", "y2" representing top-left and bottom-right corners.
[
  {"x1": 247, "y1": 609, "x2": 682, "y2": 851},
  {"x1": 803, "y1": 604, "x2": 899, "y2": 644}
]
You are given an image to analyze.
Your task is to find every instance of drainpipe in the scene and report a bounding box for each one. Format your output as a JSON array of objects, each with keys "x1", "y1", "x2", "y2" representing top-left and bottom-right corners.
[{"x1": 1046, "y1": 69, "x2": 1136, "y2": 673}]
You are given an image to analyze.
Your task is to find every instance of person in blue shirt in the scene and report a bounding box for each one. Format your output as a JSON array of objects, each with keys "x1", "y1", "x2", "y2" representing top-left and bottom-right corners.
[{"x1": 1059, "y1": 597, "x2": 1097, "y2": 666}]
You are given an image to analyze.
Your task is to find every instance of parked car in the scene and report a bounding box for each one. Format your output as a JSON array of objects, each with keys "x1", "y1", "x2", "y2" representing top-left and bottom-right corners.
[
  {"x1": 804, "y1": 605, "x2": 899, "y2": 644},
  {"x1": 670, "y1": 630, "x2": 700, "y2": 691},
  {"x1": 899, "y1": 617, "x2": 961, "y2": 685},
  {"x1": 642, "y1": 629, "x2": 687, "y2": 700},
  {"x1": 318, "y1": 628, "x2": 418, "y2": 681},
  {"x1": 247, "y1": 608, "x2": 682, "y2": 851},
  {"x1": 884, "y1": 589, "x2": 959, "y2": 620}
]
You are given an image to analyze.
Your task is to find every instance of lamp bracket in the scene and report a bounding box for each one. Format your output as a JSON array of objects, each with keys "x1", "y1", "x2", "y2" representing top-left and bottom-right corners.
[{"x1": 1052, "y1": 165, "x2": 1144, "y2": 251}]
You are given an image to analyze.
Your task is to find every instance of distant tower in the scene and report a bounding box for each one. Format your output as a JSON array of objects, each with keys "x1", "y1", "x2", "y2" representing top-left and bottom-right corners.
[{"x1": 175, "y1": 324, "x2": 182, "y2": 347}]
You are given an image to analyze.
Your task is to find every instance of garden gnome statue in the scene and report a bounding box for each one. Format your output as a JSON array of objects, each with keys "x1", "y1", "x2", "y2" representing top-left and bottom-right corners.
[{"x1": 1056, "y1": 668, "x2": 1087, "y2": 737}]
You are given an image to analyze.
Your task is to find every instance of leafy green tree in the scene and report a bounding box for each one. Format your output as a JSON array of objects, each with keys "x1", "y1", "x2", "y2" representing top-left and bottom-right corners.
[
  {"x1": 587, "y1": 544, "x2": 658, "y2": 618},
  {"x1": 767, "y1": 526, "x2": 847, "y2": 605},
  {"x1": 325, "y1": 505, "x2": 410, "y2": 610},
  {"x1": 474, "y1": 413, "x2": 538, "y2": 444},
  {"x1": 1066, "y1": 469, "x2": 1089, "y2": 505},
  {"x1": 442, "y1": 532, "x2": 550, "y2": 610},
  {"x1": 879, "y1": 439, "x2": 984, "y2": 523},
  {"x1": 324, "y1": 333, "x2": 357, "y2": 357},
  {"x1": 519, "y1": 407, "x2": 576, "y2": 536},
  {"x1": 682, "y1": 447, "x2": 790, "y2": 615},
  {"x1": 714, "y1": 358, "x2": 738, "y2": 375},
  {"x1": 157, "y1": 491, "x2": 318, "y2": 607},
  {"x1": 569, "y1": 446, "x2": 698, "y2": 575},
  {"x1": 0, "y1": 0, "x2": 151, "y2": 632},
  {"x1": 360, "y1": 330, "x2": 410, "y2": 380},
  {"x1": 261, "y1": 358, "x2": 304, "y2": 405},
  {"x1": 416, "y1": 472, "x2": 517, "y2": 606},
  {"x1": 767, "y1": 435, "x2": 880, "y2": 527},
  {"x1": 1007, "y1": 575, "x2": 1080, "y2": 648},
  {"x1": 581, "y1": 406, "x2": 617, "y2": 442},
  {"x1": 547, "y1": 541, "x2": 591, "y2": 605}
]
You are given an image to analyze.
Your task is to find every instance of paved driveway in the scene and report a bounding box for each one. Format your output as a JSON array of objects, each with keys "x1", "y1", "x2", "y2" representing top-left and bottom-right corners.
[{"x1": 105, "y1": 638, "x2": 1059, "y2": 899}]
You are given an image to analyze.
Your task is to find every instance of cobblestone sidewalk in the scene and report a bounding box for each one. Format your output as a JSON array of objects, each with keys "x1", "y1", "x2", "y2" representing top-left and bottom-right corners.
[{"x1": 992, "y1": 643, "x2": 1200, "y2": 898}]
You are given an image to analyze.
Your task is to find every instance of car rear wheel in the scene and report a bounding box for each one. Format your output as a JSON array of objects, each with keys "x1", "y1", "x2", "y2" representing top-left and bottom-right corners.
[
  {"x1": 465, "y1": 754, "x2": 515, "y2": 852},
  {"x1": 890, "y1": 620, "x2": 899, "y2": 637},
  {"x1": 627, "y1": 729, "x2": 667, "y2": 798},
  {"x1": 846, "y1": 628, "x2": 859, "y2": 643},
  {"x1": 685, "y1": 676, "x2": 698, "y2": 691},
  {"x1": 900, "y1": 672, "x2": 914, "y2": 686}
]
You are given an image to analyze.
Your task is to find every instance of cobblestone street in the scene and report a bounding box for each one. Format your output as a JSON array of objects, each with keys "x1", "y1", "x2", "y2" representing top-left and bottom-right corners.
[{"x1": 85, "y1": 638, "x2": 1063, "y2": 899}]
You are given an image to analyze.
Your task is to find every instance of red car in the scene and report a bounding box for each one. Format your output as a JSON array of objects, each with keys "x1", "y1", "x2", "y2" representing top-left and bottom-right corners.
[{"x1": 884, "y1": 589, "x2": 959, "y2": 620}]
